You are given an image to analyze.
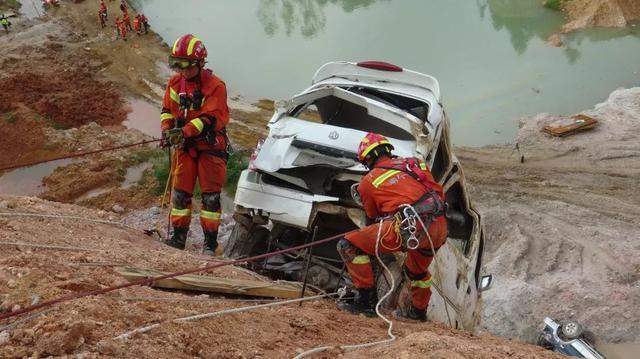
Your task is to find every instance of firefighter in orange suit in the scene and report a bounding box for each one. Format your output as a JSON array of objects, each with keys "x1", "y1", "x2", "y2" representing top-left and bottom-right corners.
[
  {"x1": 161, "y1": 34, "x2": 230, "y2": 255},
  {"x1": 336, "y1": 133, "x2": 448, "y2": 320}
]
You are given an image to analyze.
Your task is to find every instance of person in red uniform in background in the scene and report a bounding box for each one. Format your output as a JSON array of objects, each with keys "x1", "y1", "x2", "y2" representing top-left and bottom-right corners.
[
  {"x1": 336, "y1": 133, "x2": 448, "y2": 321},
  {"x1": 161, "y1": 34, "x2": 230, "y2": 255},
  {"x1": 122, "y1": 11, "x2": 132, "y2": 31},
  {"x1": 99, "y1": 0, "x2": 108, "y2": 21},
  {"x1": 133, "y1": 14, "x2": 141, "y2": 35}
]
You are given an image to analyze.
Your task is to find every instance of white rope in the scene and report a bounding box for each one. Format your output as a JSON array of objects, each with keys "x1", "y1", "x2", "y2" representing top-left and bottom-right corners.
[
  {"x1": 293, "y1": 219, "x2": 397, "y2": 358},
  {"x1": 114, "y1": 292, "x2": 337, "y2": 341},
  {"x1": 0, "y1": 212, "x2": 145, "y2": 233}
]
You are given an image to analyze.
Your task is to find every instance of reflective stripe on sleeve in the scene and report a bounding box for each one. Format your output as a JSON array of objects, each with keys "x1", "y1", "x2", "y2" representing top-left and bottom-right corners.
[
  {"x1": 419, "y1": 162, "x2": 427, "y2": 170},
  {"x1": 160, "y1": 112, "x2": 174, "y2": 121},
  {"x1": 200, "y1": 210, "x2": 221, "y2": 221},
  {"x1": 372, "y1": 169, "x2": 401, "y2": 188},
  {"x1": 170, "y1": 208, "x2": 191, "y2": 217},
  {"x1": 352, "y1": 255, "x2": 371, "y2": 265},
  {"x1": 189, "y1": 118, "x2": 205, "y2": 133},
  {"x1": 410, "y1": 278, "x2": 433, "y2": 288},
  {"x1": 169, "y1": 87, "x2": 180, "y2": 104}
]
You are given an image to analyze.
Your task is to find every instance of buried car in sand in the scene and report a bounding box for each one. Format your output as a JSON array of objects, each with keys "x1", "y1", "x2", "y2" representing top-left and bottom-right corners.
[{"x1": 225, "y1": 61, "x2": 489, "y2": 330}]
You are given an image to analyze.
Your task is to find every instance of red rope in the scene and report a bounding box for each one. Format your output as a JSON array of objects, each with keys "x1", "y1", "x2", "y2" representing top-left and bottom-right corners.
[
  {"x1": 0, "y1": 230, "x2": 352, "y2": 322},
  {"x1": 0, "y1": 139, "x2": 161, "y2": 172}
]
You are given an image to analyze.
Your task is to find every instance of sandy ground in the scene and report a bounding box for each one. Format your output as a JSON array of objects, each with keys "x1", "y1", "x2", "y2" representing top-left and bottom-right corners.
[
  {"x1": 459, "y1": 87, "x2": 640, "y2": 344},
  {"x1": 0, "y1": 195, "x2": 564, "y2": 358},
  {"x1": 561, "y1": 0, "x2": 640, "y2": 32}
]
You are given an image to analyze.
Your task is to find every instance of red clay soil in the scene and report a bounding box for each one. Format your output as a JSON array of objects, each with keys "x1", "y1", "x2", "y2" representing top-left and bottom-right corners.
[{"x1": 0, "y1": 69, "x2": 127, "y2": 129}]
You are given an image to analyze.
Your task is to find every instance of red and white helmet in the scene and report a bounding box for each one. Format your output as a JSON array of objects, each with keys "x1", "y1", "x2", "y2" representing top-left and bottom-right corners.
[
  {"x1": 170, "y1": 34, "x2": 207, "y2": 61},
  {"x1": 357, "y1": 132, "x2": 394, "y2": 164}
]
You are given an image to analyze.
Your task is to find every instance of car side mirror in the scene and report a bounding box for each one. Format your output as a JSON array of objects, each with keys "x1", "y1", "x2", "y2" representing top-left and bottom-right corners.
[{"x1": 478, "y1": 275, "x2": 493, "y2": 292}]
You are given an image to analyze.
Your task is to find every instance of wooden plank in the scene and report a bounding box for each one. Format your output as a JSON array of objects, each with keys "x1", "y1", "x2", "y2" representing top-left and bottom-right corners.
[
  {"x1": 116, "y1": 267, "x2": 315, "y2": 299},
  {"x1": 542, "y1": 114, "x2": 599, "y2": 137}
]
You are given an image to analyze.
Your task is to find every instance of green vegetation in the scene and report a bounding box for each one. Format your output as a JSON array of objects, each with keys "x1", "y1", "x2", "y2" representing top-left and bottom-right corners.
[
  {"x1": 3, "y1": 112, "x2": 16, "y2": 124},
  {"x1": 543, "y1": 0, "x2": 565, "y2": 11},
  {"x1": 151, "y1": 151, "x2": 171, "y2": 196},
  {"x1": 225, "y1": 151, "x2": 249, "y2": 195}
]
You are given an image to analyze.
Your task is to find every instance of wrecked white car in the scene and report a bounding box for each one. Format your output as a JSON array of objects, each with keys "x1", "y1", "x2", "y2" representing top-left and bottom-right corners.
[{"x1": 226, "y1": 61, "x2": 488, "y2": 330}]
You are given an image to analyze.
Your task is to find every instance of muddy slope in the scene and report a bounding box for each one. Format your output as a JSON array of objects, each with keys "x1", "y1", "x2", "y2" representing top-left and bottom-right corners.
[
  {"x1": 561, "y1": 0, "x2": 640, "y2": 32},
  {"x1": 459, "y1": 87, "x2": 640, "y2": 342},
  {"x1": 0, "y1": 196, "x2": 563, "y2": 358}
]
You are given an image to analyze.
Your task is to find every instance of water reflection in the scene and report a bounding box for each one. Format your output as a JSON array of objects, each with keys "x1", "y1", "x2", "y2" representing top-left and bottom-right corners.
[
  {"x1": 257, "y1": 0, "x2": 383, "y2": 38},
  {"x1": 482, "y1": 0, "x2": 563, "y2": 55}
]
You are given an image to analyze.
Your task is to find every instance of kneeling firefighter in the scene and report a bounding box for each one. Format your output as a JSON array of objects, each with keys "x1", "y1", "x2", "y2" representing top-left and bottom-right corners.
[
  {"x1": 336, "y1": 132, "x2": 448, "y2": 320},
  {"x1": 161, "y1": 34, "x2": 230, "y2": 255}
]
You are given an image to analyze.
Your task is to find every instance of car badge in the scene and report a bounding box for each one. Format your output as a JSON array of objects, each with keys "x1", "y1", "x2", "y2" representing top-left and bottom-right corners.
[{"x1": 328, "y1": 131, "x2": 339, "y2": 140}]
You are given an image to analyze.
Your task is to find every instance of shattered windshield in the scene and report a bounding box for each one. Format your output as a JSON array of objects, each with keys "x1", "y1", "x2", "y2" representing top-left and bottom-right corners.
[{"x1": 290, "y1": 93, "x2": 418, "y2": 141}]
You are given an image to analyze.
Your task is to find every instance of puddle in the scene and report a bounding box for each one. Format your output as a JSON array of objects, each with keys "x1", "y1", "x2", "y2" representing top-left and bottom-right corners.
[
  {"x1": 122, "y1": 162, "x2": 152, "y2": 189},
  {"x1": 599, "y1": 341, "x2": 640, "y2": 359},
  {"x1": 0, "y1": 159, "x2": 73, "y2": 196},
  {"x1": 17, "y1": 0, "x2": 44, "y2": 20},
  {"x1": 74, "y1": 162, "x2": 151, "y2": 202},
  {"x1": 123, "y1": 98, "x2": 161, "y2": 138}
]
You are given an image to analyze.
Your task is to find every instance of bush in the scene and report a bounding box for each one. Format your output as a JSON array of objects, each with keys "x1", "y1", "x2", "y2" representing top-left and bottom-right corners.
[
  {"x1": 225, "y1": 151, "x2": 249, "y2": 195},
  {"x1": 543, "y1": 0, "x2": 565, "y2": 11}
]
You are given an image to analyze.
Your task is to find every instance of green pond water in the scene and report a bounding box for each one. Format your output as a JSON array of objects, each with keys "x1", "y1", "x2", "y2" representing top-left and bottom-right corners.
[{"x1": 130, "y1": 0, "x2": 640, "y2": 146}]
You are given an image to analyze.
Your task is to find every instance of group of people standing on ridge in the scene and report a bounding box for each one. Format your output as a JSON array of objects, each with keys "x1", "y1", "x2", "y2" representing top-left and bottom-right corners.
[
  {"x1": 98, "y1": 0, "x2": 148, "y2": 40},
  {"x1": 160, "y1": 34, "x2": 448, "y2": 321}
]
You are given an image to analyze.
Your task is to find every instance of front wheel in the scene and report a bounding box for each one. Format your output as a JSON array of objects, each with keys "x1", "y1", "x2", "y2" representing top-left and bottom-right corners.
[
  {"x1": 223, "y1": 214, "x2": 269, "y2": 259},
  {"x1": 559, "y1": 321, "x2": 583, "y2": 341}
]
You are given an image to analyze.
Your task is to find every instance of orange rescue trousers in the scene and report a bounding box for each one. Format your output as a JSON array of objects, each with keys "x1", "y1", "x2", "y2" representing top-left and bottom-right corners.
[
  {"x1": 338, "y1": 215, "x2": 447, "y2": 311},
  {"x1": 169, "y1": 149, "x2": 227, "y2": 235}
]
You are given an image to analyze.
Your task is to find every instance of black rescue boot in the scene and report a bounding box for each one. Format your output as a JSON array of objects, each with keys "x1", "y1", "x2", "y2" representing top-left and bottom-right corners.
[
  {"x1": 337, "y1": 287, "x2": 378, "y2": 317},
  {"x1": 393, "y1": 305, "x2": 427, "y2": 322},
  {"x1": 203, "y1": 231, "x2": 219, "y2": 256},
  {"x1": 165, "y1": 227, "x2": 188, "y2": 250}
]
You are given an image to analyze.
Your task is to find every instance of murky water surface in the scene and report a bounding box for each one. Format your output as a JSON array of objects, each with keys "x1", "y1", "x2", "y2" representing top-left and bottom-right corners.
[
  {"x1": 0, "y1": 159, "x2": 72, "y2": 196},
  {"x1": 123, "y1": 98, "x2": 161, "y2": 138},
  {"x1": 130, "y1": 0, "x2": 640, "y2": 146}
]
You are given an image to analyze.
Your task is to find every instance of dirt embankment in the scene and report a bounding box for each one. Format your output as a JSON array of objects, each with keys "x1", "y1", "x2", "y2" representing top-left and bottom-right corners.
[
  {"x1": 560, "y1": 0, "x2": 640, "y2": 32},
  {"x1": 458, "y1": 87, "x2": 640, "y2": 343},
  {"x1": 0, "y1": 196, "x2": 564, "y2": 359}
]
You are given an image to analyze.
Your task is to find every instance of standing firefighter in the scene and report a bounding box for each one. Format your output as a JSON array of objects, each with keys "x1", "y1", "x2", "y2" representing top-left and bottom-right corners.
[
  {"x1": 161, "y1": 34, "x2": 230, "y2": 255},
  {"x1": 336, "y1": 133, "x2": 448, "y2": 321}
]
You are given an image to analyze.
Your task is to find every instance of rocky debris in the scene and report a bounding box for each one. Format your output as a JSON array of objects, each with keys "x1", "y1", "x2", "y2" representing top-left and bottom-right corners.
[
  {"x1": 111, "y1": 204, "x2": 125, "y2": 213},
  {"x1": 561, "y1": 0, "x2": 640, "y2": 33},
  {"x1": 460, "y1": 87, "x2": 640, "y2": 343}
]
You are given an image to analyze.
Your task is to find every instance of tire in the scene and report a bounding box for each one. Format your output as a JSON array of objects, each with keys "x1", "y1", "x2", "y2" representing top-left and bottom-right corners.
[
  {"x1": 223, "y1": 214, "x2": 269, "y2": 259},
  {"x1": 559, "y1": 321, "x2": 583, "y2": 341}
]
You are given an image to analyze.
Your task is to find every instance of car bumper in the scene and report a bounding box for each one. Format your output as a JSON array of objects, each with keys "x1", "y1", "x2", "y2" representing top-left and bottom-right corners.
[{"x1": 233, "y1": 170, "x2": 340, "y2": 229}]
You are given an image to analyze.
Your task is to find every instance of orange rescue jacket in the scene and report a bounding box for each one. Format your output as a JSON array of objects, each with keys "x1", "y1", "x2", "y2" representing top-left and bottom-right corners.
[
  {"x1": 160, "y1": 69, "x2": 230, "y2": 152},
  {"x1": 358, "y1": 156, "x2": 444, "y2": 219}
]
